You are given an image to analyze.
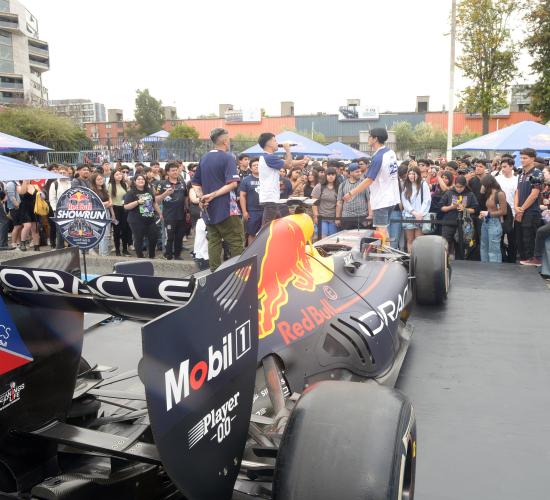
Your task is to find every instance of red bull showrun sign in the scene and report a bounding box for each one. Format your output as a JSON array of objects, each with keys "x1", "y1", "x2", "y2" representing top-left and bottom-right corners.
[{"x1": 53, "y1": 187, "x2": 109, "y2": 250}]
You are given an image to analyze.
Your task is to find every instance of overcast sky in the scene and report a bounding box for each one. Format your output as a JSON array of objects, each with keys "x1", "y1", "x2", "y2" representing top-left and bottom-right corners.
[{"x1": 24, "y1": 0, "x2": 533, "y2": 120}]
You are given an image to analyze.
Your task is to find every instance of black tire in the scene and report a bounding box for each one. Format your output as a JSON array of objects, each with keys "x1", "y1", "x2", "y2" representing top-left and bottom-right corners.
[
  {"x1": 411, "y1": 235, "x2": 450, "y2": 305},
  {"x1": 273, "y1": 381, "x2": 416, "y2": 500}
]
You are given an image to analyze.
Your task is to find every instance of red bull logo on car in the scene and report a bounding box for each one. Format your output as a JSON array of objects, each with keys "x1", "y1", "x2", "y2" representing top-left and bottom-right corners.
[{"x1": 257, "y1": 214, "x2": 334, "y2": 339}]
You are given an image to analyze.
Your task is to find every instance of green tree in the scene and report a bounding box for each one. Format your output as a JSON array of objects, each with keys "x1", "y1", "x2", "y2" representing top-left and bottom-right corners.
[
  {"x1": 169, "y1": 124, "x2": 199, "y2": 139},
  {"x1": 456, "y1": 0, "x2": 519, "y2": 134},
  {"x1": 523, "y1": 0, "x2": 550, "y2": 122},
  {"x1": 393, "y1": 121, "x2": 416, "y2": 152},
  {"x1": 134, "y1": 89, "x2": 164, "y2": 135},
  {"x1": 0, "y1": 106, "x2": 89, "y2": 150},
  {"x1": 453, "y1": 127, "x2": 481, "y2": 146}
]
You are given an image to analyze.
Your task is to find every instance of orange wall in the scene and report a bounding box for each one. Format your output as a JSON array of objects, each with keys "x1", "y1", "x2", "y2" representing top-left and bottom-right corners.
[
  {"x1": 425, "y1": 111, "x2": 540, "y2": 135},
  {"x1": 85, "y1": 116, "x2": 296, "y2": 141}
]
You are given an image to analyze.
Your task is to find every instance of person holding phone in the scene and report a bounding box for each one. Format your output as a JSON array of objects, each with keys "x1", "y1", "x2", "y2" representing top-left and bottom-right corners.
[{"x1": 156, "y1": 161, "x2": 188, "y2": 260}]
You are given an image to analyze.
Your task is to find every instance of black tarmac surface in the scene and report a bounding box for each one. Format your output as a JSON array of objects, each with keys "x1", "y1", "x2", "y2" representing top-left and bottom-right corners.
[
  {"x1": 396, "y1": 261, "x2": 550, "y2": 499},
  {"x1": 83, "y1": 261, "x2": 550, "y2": 499}
]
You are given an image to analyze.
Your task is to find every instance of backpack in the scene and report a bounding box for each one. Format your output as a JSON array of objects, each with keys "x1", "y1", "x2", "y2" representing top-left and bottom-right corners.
[
  {"x1": 34, "y1": 190, "x2": 49, "y2": 216},
  {"x1": 494, "y1": 189, "x2": 513, "y2": 233}
]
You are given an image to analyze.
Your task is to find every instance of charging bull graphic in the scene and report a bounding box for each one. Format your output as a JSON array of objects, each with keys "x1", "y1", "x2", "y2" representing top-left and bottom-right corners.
[{"x1": 258, "y1": 214, "x2": 334, "y2": 338}]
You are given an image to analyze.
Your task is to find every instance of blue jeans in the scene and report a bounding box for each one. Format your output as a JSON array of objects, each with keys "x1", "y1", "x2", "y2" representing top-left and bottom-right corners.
[
  {"x1": 388, "y1": 209, "x2": 402, "y2": 249},
  {"x1": 480, "y1": 217, "x2": 502, "y2": 263},
  {"x1": 320, "y1": 220, "x2": 337, "y2": 238},
  {"x1": 96, "y1": 222, "x2": 110, "y2": 256}
]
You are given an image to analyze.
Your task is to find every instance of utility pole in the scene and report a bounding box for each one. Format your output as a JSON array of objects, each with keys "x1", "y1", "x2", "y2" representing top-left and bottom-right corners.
[{"x1": 446, "y1": 0, "x2": 457, "y2": 161}]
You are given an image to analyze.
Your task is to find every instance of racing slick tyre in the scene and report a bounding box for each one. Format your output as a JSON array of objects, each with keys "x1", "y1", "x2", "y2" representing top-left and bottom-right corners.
[
  {"x1": 411, "y1": 235, "x2": 450, "y2": 305},
  {"x1": 273, "y1": 381, "x2": 416, "y2": 500}
]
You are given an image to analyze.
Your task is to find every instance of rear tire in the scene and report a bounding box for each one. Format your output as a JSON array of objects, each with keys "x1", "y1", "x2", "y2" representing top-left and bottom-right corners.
[
  {"x1": 273, "y1": 381, "x2": 416, "y2": 500},
  {"x1": 411, "y1": 235, "x2": 449, "y2": 305}
]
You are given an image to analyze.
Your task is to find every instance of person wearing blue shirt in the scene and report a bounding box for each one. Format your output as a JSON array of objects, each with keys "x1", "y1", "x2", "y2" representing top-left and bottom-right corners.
[
  {"x1": 192, "y1": 128, "x2": 244, "y2": 271},
  {"x1": 239, "y1": 158, "x2": 263, "y2": 245},
  {"x1": 257, "y1": 132, "x2": 308, "y2": 227}
]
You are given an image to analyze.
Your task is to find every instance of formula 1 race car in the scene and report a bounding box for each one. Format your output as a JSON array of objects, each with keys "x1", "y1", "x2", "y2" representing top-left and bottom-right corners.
[{"x1": 0, "y1": 211, "x2": 450, "y2": 500}]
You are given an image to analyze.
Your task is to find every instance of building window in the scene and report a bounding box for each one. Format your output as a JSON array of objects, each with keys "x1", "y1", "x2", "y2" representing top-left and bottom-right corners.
[
  {"x1": 0, "y1": 1, "x2": 9, "y2": 13},
  {"x1": 0, "y1": 58, "x2": 12, "y2": 72},
  {"x1": 0, "y1": 29, "x2": 11, "y2": 45},
  {"x1": 0, "y1": 14, "x2": 17, "y2": 29},
  {"x1": 117, "y1": 122, "x2": 123, "y2": 128},
  {"x1": 106, "y1": 123, "x2": 111, "y2": 129}
]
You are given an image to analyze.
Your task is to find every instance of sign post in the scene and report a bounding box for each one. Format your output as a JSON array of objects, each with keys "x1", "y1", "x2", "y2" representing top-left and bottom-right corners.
[{"x1": 51, "y1": 187, "x2": 110, "y2": 281}]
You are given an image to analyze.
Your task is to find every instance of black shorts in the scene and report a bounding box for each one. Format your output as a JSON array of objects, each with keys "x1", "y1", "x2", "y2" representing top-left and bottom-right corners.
[
  {"x1": 441, "y1": 222, "x2": 457, "y2": 241},
  {"x1": 9, "y1": 208, "x2": 22, "y2": 226}
]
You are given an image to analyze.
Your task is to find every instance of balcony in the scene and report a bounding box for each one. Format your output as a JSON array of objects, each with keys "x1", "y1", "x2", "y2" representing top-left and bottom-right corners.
[
  {"x1": 0, "y1": 13, "x2": 18, "y2": 31},
  {"x1": 29, "y1": 55, "x2": 49, "y2": 72},
  {"x1": 28, "y1": 44, "x2": 49, "y2": 58},
  {"x1": 0, "y1": 80, "x2": 23, "y2": 90},
  {"x1": 0, "y1": 95, "x2": 25, "y2": 105}
]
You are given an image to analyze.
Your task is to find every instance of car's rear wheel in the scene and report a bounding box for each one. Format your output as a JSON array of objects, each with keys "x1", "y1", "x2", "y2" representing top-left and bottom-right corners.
[
  {"x1": 411, "y1": 235, "x2": 450, "y2": 305},
  {"x1": 273, "y1": 381, "x2": 416, "y2": 500}
]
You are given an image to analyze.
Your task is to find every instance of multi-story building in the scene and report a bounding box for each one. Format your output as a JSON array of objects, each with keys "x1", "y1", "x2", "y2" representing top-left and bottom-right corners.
[
  {"x1": 49, "y1": 99, "x2": 106, "y2": 128},
  {"x1": 0, "y1": 0, "x2": 49, "y2": 106}
]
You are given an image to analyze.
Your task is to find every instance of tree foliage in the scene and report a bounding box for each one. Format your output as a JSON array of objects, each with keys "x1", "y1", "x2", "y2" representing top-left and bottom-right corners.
[
  {"x1": 455, "y1": 0, "x2": 519, "y2": 133},
  {"x1": 393, "y1": 121, "x2": 480, "y2": 156},
  {"x1": 523, "y1": 0, "x2": 550, "y2": 122},
  {"x1": 0, "y1": 106, "x2": 89, "y2": 150},
  {"x1": 134, "y1": 89, "x2": 164, "y2": 135},
  {"x1": 169, "y1": 124, "x2": 199, "y2": 140}
]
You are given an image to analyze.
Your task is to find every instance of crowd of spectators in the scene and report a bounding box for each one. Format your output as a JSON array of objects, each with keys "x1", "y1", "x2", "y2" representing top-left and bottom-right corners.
[{"x1": 1, "y1": 128, "x2": 549, "y2": 278}]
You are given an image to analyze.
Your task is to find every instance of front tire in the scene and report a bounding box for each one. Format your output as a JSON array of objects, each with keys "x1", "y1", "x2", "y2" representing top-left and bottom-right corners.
[
  {"x1": 411, "y1": 235, "x2": 450, "y2": 305},
  {"x1": 273, "y1": 381, "x2": 416, "y2": 500}
]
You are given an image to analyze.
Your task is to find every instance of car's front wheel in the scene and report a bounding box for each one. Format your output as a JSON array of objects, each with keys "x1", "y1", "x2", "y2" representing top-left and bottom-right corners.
[
  {"x1": 273, "y1": 380, "x2": 416, "y2": 500},
  {"x1": 411, "y1": 235, "x2": 450, "y2": 305}
]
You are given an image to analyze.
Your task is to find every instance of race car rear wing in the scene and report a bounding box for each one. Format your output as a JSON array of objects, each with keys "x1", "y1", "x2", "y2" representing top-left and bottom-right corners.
[
  {"x1": 0, "y1": 252, "x2": 259, "y2": 499},
  {"x1": 0, "y1": 248, "x2": 195, "y2": 320}
]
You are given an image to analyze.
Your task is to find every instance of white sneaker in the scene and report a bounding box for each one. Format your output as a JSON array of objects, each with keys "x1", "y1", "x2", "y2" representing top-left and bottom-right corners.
[{"x1": 183, "y1": 236, "x2": 188, "y2": 242}]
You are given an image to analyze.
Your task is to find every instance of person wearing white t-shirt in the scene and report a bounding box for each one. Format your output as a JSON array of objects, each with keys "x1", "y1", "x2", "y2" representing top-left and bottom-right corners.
[
  {"x1": 257, "y1": 132, "x2": 308, "y2": 226},
  {"x1": 343, "y1": 128, "x2": 400, "y2": 241},
  {"x1": 495, "y1": 157, "x2": 519, "y2": 262}
]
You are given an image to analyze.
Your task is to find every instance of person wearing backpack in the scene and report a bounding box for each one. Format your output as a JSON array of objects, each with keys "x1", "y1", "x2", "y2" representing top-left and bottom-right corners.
[
  {"x1": 479, "y1": 175, "x2": 508, "y2": 263},
  {"x1": 401, "y1": 165, "x2": 432, "y2": 252},
  {"x1": 440, "y1": 176, "x2": 479, "y2": 258}
]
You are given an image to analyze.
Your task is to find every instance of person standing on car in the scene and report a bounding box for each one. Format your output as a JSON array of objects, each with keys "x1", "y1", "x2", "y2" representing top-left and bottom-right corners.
[
  {"x1": 343, "y1": 128, "x2": 400, "y2": 243},
  {"x1": 336, "y1": 162, "x2": 370, "y2": 230},
  {"x1": 257, "y1": 133, "x2": 309, "y2": 226},
  {"x1": 192, "y1": 128, "x2": 244, "y2": 271},
  {"x1": 156, "y1": 162, "x2": 188, "y2": 260}
]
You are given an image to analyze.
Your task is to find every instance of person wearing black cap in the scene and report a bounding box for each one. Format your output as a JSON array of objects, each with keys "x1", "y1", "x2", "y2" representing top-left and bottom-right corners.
[
  {"x1": 343, "y1": 128, "x2": 400, "y2": 241},
  {"x1": 71, "y1": 164, "x2": 91, "y2": 188},
  {"x1": 192, "y1": 128, "x2": 244, "y2": 271},
  {"x1": 257, "y1": 132, "x2": 309, "y2": 226}
]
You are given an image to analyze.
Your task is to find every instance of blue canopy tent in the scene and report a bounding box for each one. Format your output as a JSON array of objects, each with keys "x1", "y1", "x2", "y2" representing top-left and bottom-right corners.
[
  {"x1": 0, "y1": 131, "x2": 51, "y2": 152},
  {"x1": 240, "y1": 131, "x2": 332, "y2": 157},
  {"x1": 453, "y1": 121, "x2": 550, "y2": 152},
  {"x1": 326, "y1": 141, "x2": 367, "y2": 160},
  {"x1": 0, "y1": 155, "x2": 65, "y2": 181}
]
